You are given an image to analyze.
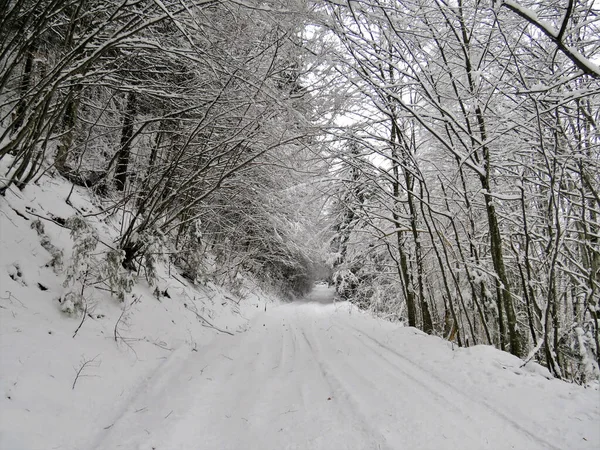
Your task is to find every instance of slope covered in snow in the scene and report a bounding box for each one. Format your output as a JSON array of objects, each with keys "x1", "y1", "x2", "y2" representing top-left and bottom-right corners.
[
  {"x1": 1, "y1": 177, "x2": 599, "y2": 450},
  {"x1": 0, "y1": 177, "x2": 268, "y2": 450}
]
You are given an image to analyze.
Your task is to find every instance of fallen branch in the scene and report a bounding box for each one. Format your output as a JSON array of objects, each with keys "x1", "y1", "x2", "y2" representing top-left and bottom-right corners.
[
  {"x1": 172, "y1": 274, "x2": 188, "y2": 286},
  {"x1": 72, "y1": 354, "x2": 100, "y2": 390},
  {"x1": 0, "y1": 291, "x2": 26, "y2": 308},
  {"x1": 114, "y1": 295, "x2": 141, "y2": 343},
  {"x1": 189, "y1": 309, "x2": 234, "y2": 336},
  {"x1": 8, "y1": 206, "x2": 29, "y2": 221},
  {"x1": 72, "y1": 300, "x2": 88, "y2": 338}
]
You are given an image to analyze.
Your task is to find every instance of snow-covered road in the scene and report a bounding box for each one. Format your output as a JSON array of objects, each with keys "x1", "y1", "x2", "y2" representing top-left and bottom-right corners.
[{"x1": 92, "y1": 286, "x2": 599, "y2": 450}]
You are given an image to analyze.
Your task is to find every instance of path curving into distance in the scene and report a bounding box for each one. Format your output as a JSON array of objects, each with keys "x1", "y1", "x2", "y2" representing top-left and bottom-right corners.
[{"x1": 92, "y1": 285, "x2": 599, "y2": 450}]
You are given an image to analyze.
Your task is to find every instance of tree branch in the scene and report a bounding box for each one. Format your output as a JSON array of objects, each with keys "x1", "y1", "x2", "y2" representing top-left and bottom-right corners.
[{"x1": 502, "y1": 0, "x2": 600, "y2": 78}]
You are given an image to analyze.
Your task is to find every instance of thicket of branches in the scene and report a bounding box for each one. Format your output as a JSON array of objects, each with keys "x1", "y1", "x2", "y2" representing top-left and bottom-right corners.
[
  {"x1": 0, "y1": 0, "x2": 326, "y2": 297},
  {"x1": 318, "y1": 0, "x2": 599, "y2": 382},
  {"x1": 2, "y1": 0, "x2": 599, "y2": 382}
]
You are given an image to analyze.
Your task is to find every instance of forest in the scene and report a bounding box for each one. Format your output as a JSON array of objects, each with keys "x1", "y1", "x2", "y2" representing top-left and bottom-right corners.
[{"x1": 1, "y1": 0, "x2": 599, "y2": 384}]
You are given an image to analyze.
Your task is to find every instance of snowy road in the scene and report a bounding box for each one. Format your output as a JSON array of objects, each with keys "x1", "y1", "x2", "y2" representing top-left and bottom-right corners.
[{"x1": 92, "y1": 286, "x2": 598, "y2": 450}]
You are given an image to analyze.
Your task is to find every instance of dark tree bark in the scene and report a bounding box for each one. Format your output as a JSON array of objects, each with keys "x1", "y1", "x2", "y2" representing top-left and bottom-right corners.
[
  {"x1": 55, "y1": 85, "x2": 82, "y2": 174},
  {"x1": 13, "y1": 43, "x2": 36, "y2": 132},
  {"x1": 115, "y1": 91, "x2": 137, "y2": 191},
  {"x1": 390, "y1": 121, "x2": 417, "y2": 328}
]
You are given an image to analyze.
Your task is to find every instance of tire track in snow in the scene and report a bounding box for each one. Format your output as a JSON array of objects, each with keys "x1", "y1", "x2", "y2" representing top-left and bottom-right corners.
[
  {"x1": 268, "y1": 316, "x2": 387, "y2": 450},
  {"x1": 339, "y1": 320, "x2": 562, "y2": 450},
  {"x1": 309, "y1": 321, "x2": 490, "y2": 448},
  {"x1": 91, "y1": 346, "x2": 193, "y2": 450},
  {"x1": 86, "y1": 290, "x2": 584, "y2": 450},
  {"x1": 296, "y1": 319, "x2": 395, "y2": 450},
  {"x1": 158, "y1": 319, "x2": 295, "y2": 450},
  {"x1": 279, "y1": 309, "x2": 298, "y2": 375}
]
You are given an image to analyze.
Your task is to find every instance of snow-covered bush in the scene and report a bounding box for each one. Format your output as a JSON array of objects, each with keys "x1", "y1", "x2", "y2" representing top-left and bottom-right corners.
[
  {"x1": 62, "y1": 215, "x2": 133, "y2": 310},
  {"x1": 560, "y1": 325, "x2": 600, "y2": 385},
  {"x1": 172, "y1": 220, "x2": 206, "y2": 284},
  {"x1": 64, "y1": 215, "x2": 98, "y2": 287},
  {"x1": 30, "y1": 219, "x2": 64, "y2": 272},
  {"x1": 60, "y1": 291, "x2": 84, "y2": 316},
  {"x1": 140, "y1": 227, "x2": 166, "y2": 286},
  {"x1": 60, "y1": 216, "x2": 98, "y2": 314},
  {"x1": 100, "y1": 249, "x2": 134, "y2": 302}
]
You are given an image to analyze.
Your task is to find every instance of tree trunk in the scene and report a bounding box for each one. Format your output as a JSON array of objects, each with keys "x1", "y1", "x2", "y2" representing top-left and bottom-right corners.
[
  {"x1": 55, "y1": 85, "x2": 82, "y2": 174},
  {"x1": 115, "y1": 91, "x2": 137, "y2": 191},
  {"x1": 13, "y1": 43, "x2": 36, "y2": 133},
  {"x1": 390, "y1": 121, "x2": 417, "y2": 327},
  {"x1": 483, "y1": 186, "x2": 522, "y2": 356},
  {"x1": 405, "y1": 156, "x2": 432, "y2": 333}
]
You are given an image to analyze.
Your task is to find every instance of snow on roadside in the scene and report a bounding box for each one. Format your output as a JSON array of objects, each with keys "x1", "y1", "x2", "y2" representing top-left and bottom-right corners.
[
  {"x1": 331, "y1": 304, "x2": 600, "y2": 449},
  {"x1": 0, "y1": 174, "x2": 272, "y2": 450}
]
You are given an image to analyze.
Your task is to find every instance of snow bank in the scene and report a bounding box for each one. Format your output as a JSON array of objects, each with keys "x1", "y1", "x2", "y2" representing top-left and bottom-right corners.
[{"x1": 0, "y1": 175, "x2": 271, "y2": 450}]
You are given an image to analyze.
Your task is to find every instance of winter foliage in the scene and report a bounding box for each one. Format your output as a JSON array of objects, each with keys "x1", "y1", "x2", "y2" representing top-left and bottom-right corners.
[
  {"x1": 317, "y1": 0, "x2": 600, "y2": 383},
  {"x1": 0, "y1": 0, "x2": 598, "y2": 387},
  {"x1": 1, "y1": 1, "x2": 600, "y2": 448}
]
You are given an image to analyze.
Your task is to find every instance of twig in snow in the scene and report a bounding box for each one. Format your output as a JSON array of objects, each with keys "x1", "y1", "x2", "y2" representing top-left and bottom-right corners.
[
  {"x1": 72, "y1": 354, "x2": 100, "y2": 390},
  {"x1": 114, "y1": 295, "x2": 141, "y2": 343},
  {"x1": 165, "y1": 410, "x2": 173, "y2": 419},
  {"x1": 72, "y1": 287, "x2": 89, "y2": 338},
  {"x1": 116, "y1": 336, "x2": 172, "y2": 352},
  {"x1": 65, "y1": 184, "x2": 75, "y2": 206},
  {"x1": 224, "y1": 295, "x2": 241, "y2": 305},
  {"x1": 25, "y1": 210, "x2": 70, "y2": 229},
  {"x1": 114, "y1": 307, "x2": 126, "y2": 343},
  {"x1": 10, "y1": 207, "x2": 29, "y2": 221},
  {"x1": 72, "y1": 302, "x2": 88, "y2": 338},
  {"x1": 1, "y1": 208, "x2": 18, "y2": 225},
  {"x1": 172, "y1": 274, "x2": 188, "y2": 286},
  {"x1": 189, "y1": 308, "x2": 234, "y2": 336},
  {"x1": 1, "y1": 291, "x2": 26, "y2": 308}
]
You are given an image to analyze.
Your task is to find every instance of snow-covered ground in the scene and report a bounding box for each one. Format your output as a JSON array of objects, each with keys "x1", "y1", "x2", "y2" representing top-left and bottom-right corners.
[
  {"x1": 87, "y1": 287, "x2": 599, "y2": 450},
  {"x1": 0, "y1": 176, "x2": 267, "y2": 450},
  {"x1": 1, "y1": 176, "x2": 599, "y2": 450}
]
